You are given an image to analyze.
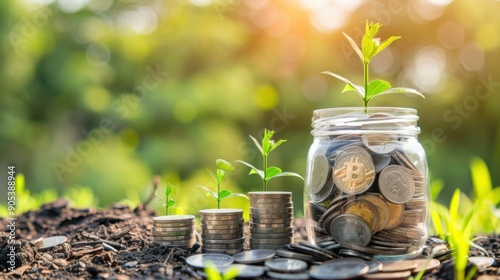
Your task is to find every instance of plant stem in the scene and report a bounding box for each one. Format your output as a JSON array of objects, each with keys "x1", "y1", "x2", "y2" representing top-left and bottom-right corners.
[
  {"x1": 263, "y1": 154, "x2": 268, "y2": 192},
  {"x1": 166, "y1": 194, "x2": 168, "y2": 216},
  {"x1": 363, "y1": 61, "x2": 369, "y2": 110},
  {"x1": 217, "y1": 182, "x2": 221, "y2": 209}
]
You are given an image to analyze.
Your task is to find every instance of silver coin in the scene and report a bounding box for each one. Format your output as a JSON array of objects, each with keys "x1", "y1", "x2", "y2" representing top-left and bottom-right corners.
[
  {"x1": 366, "y1": 261, "x2": 383, "y2": 274},
  {"x1": 152, "y1": 215, "x2": 195, "y2": 223},
  {"x1": 310, "y1": 155, "x2": 331, "y2": 194},
  {"x1": 153, "y1": 230, "x2": 194, "y2": 237},
  {"x1": 311, "y1": 174, "x2": 337, "y2": 203},
  {"x1": 250, "y1": 207, "x2": 294, "y2": 214},
  {"x1": 265, "y1": 258, "x2": 308, "y2": 273},
  {"x1": 201, "y1": 224, "x2": 244, "y2": 230},
  {"x1": 250, "y1": 238, "x2": 292, "y2": 245},
  {"x1": 248, "y1": 191, "x2": 292, "y2": 199},
  {"x1": 361, "y1": 113, "x2": 397, "y2": 154},
  {"x1": 249, "y1": 222, "x2": 293, "y2": 229},
  {"x1": 250, "y1": 227, "x2": 294, "y2": 233},
  {"x1": 371, "y1": 153, "x2": 392, "y2": 173},
  {"x1": 199, "y1": 209, "x2": 243, "y2": 215},
  {"x1": 309, "y1": 260, "x2": 369, "y2": 279},
  {"x1": 468, "y1": 256, "x2": 495, "y2": 268},
  {"x1": 267, "y1": 271, "x2": 311, "y2": 280},
  {"x1": 201, "y1": 248, "x2": 244, "y2": 255},
  {"x1": 250, "y1": 202, "x2": 293, "y2": 208},
  {"x1": 275, "y1": 249, "x2": 315, "y2": 262},
  {"x1": 331, "y1": 214, "x2": 372, "y2": 246},
  {"x1": 34, "y1": 236, "x2": 68, "y2": 251},
  {"x1": 233, "y1": 249, "x2": 276, "y2": 264},
  {"x1": 152, "y1": 235, "x2": 195, "y2": 241},
  {"x1": 201, "y1": 233, "x2": 243, "y2": 240},
  {"x1": 202, "y1": 243, "x2": 244, "y2": 250},
  {"x1": 186, "y1": 253, "x2": 234, "y2": 269},
  {"x1": 379, "y1": 165, "x2": 415, "y2": 204},
  {"x1": 250, "y1": 244, "x2": 288, "y2": 250}
]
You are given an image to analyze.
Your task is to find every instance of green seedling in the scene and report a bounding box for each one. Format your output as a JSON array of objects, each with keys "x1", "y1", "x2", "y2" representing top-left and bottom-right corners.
[
  {"x1": 322, "y1": 20, "x2": 424, "y2": 108},
  {"x1": 237, "y1": 129, "x2": 303, "y2": 191},
  {"x1": 164, "y1": 183, "x2": 176, "y2": 215},
  {"x1": 205, "y1": 262, "x2": 239, "y2": 280},
  {"x1": 198, "y1": 159, "x2": 248, "y2": 209}
]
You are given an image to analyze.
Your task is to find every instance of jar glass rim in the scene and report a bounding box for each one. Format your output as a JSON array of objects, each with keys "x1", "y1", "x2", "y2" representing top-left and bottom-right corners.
[{"x1": 313, "y1": 107, "x2": 417, "y2": 121}]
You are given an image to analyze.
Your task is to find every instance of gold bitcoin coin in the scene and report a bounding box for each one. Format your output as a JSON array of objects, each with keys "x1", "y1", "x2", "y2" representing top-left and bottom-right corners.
[
  {"x1": 342, "y1": 199, "x2": 380, "y2": 234},
  {"x1": 358, "y1": 194, "x2": 391, "y2": 231},
  {"x1": 333, "y1": 152, "x2": 375, "y2": 194},
  {"x1": 385, "y1": 200, "x2": 404, "y2": 230}
]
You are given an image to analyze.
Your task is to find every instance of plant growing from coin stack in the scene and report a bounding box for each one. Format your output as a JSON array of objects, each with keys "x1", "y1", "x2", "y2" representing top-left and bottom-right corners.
[
  {"x1": 237, "y1": 128, "x2": 304, "y2": 191},
  {"x1": 322, "y1": 20, "x2": 424, "y2": 108},
  {"x1": 198, "y1": 159, "x2": 248, "y2": 209}
]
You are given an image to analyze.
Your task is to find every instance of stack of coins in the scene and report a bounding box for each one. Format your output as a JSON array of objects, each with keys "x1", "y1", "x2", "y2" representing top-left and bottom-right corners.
[
  {"x1": 199, "y1": 209, "x2": 244, "y2": 255},
  {"x1": 306, "y1": 113, "x2": 428, "y2": 258},
  {"x1": 152, "y1": 215, "x2": 196, "y2": 248},
  {"x1": 249, "y1": 191, "x2": 294, "y2": 250}
]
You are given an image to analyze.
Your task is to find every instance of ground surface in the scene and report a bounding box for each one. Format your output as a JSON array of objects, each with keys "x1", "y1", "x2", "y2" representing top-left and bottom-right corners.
[{"x1": 0, "y1": 199, "x2": 499, "y2": 279}]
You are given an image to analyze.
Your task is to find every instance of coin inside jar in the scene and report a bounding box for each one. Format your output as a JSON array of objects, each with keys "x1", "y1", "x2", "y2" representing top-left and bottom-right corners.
[
  {"x1": 342, "y1": 199, "x2": 380, "y2": 234},
  {"x1": 358, "y1": 194, "x2": 391, "y2": 231},
  {"x1": 379, "y1": 165, "x2": 415, "y2": 204},
  {"x1": 310, "y1": 155, "x2": 331, "y2": 195},
  {"x1": 333, "y1": 150, "x2": 375, "y2": 194},
  {"x1": 331, "y1": 214, "x2": 372, "y2": 246}
]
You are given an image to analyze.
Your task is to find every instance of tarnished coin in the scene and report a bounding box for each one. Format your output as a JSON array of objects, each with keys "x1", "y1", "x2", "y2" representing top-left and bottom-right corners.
[
  {"x1": 310, "y1": 155, "x2": 332, "y2": 194},
  {"x1": 201, "y1": 229, "x2": 244, "y2": 236},
  {"x1": 331, "y1": 214, "x2": 372, "y2": 246},
  {"x1": 285, "y1": 243, "x2": 333, "y2": 262},
  {"x1": 201, "y1": 223, "x2": 244, "y2": 230},
  {"x1": 333, "y1": 152, "x2": 375, "y2": 194},
  {"x1": 201, "y1": 214, "x2": 243, "y2": 221},
  {"x1": 267, "y1": 271, "x2": 311, "y2": 280},
  {"x1": 250, "y1": 244, "x2": 287, "y2": 250},
  {"x1": 251, "y1": 232, "x2": 294, "y2": 239},
  {"x1": 359, "y1": 194, "x2": 390, "y2": 231},
  {"x1": 153, "y1": 230, "x2": 193, "y2": 237},
  {"x1": 249, "y1": 202, "x2": 293, "y2": 209},
  {"x1": 250, "y1": 212, "x2": 294, "y2": 219},
  {"x1": 379, "y1": 165, "x2": 415, "y2": 204},
  {"x1": 309, "y1": 260, "x2": 369, "y2": 279},
  {"x1": 251, "y1": 217, "x2": 293, "y2": 224},
  {"x1": 275, "y1": 249, "x2": 315, "y2": 262},
  {"x1": 343, "y1": 199, "x2": 380, "y2": 234},
  {"x1": 203, "y1": 243, "x2": 245, "y2": 250},
  {"x1": 250, "y1": 197, "x2": 293, "y2": 204},
  {"x1": 233, "y1": 249, "x2": 276, "y2": 264},
  {"x1": 152, "y1": 235, "x2": 195, "y2": 241},
  {"x1": 379, "y1": 260, "x2": 418, "y2": 272},
  {"x1": 186, "y1": 253, "x2": 234, "y2": 269},
  {"x1": 249, "y1": 222, "x2": 293, "y2": 229},
  {"x1": 250, "y1": 227, "x2": 294, "y2": 234},
  {"x1": 411, "y1": 258, "x2": 440, "y2": 274},
  {"x1": 250, "y1": 207, "x2": 294, "y2": 214},
  {"x1": 311, "y1": 176, "x2": 337, "y2": 203},
  {"x1": 265, "y1": 258, "x2": 308, "y2": 273},
  {"x1": 363, "y1": 271, "x2": 411, "y2": 279},
  {"x1": 384, "y1": 201, "x2": 404, "y2": 230},
  {"x1": 152, "y1": 215, "x2": 195, "y2": 227},
  {"x1": 338, "y1": 249, "x2": 374, "y2": 261},
  {"x1": 34, "y1": 236, "x2": 68, "y2": 251}
]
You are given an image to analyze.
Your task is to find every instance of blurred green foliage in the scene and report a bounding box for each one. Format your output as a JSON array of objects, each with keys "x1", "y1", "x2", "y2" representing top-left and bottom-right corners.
[{"x1": 1, "y1": 0, "x2": 500, "y2": 218}]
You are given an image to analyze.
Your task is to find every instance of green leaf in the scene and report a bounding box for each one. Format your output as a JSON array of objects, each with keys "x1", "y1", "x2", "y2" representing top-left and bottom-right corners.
[
  {"x1": 269, "y1": 139, "x2": 286, "y2": 153},
  {"x1": 342, "y1": 32, "x2": 363, "y2": 62},
  {"x1": 430, "y1": 179, "x2": 444, "y2": 201},
  {"x1": 249, "y1": 135, "x2": 264, "y2": 156},
  {"x1": 470, "y1": 157, "x2": 492, "y2": 200},
  {"x1": 235, "y1": 160, "x2": 264, "y2": 179},
  {"x1": 262, "y1": 129, "x2": 275, "y2": 156},
  {"x1": 166, "y1": 200, "x2": 175, "y2": 208},
  {"x1": 269, "y1": 171, "x2": 304, "y2": 181},
  {"x1": 197, "y1": 185, "x2": 218, "y2": 199},
  {"x1": 216, "y1": 168, "x2": 225, "y2": 185},
  {"x1": 362, "y1": 22, "x2": 381, "y2": 62},
  {"x1": 265, "y1": 166, "x2": 282, "y2": 181},
  {"x1": 165, "y1": 183, "x2": 173, "y2": 196},
  {"x1": 373, "y1": 87, "x2": 425, "y2": 101},
  {"x1": 321, "y1": 71, "x2": 364, "y2": 99},
  {"x1": 371, "y1": 36, "x2": 401, "y2": 58},
  {"x1": 205, "y1": 263, "x2": 222, "y2": 280},
  {"x1": 223, "y1": 266, "x2": 241, "y2": 280},
  {"x1": 216, "y1": 159, "x2": 235, "y2": 171},
  {"x1": 366, "y1": 79, "x2": 391, "y2": 101},
  {"x1": 218, "y1": 189, "x2": 232, "y2": 200}
]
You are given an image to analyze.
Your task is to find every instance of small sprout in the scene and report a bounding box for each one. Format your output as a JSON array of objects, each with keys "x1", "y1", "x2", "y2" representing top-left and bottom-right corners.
[
  {"x1": 164, "y1": 183, "x2": 176, "y2": 215},
  {"x1": 198, "y1": 159, "x2": 248, "y2": 209},
  {"x1": 322, "y1": 20, "x2": 424, "y2": 108},
  {"x1": 237, "y1": 129, "x2": 303, "y2": 191}
]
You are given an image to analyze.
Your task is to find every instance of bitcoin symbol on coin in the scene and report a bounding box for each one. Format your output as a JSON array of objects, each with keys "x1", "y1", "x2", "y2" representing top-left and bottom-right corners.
[
  {"x1": 333, "y1": 152, "x2": 375, "y2": 194},
  {"x1": 343, "y1": 157, "x2": 366, "y2": 186}
]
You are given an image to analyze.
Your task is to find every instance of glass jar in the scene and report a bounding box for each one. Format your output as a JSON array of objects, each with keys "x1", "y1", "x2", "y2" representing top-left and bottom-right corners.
[{"x1": 303, "y1": 107, "x2": 429, "y2": 260}]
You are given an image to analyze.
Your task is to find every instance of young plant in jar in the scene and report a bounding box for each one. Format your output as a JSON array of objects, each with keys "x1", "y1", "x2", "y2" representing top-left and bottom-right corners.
[{"x1": 304, "y1": 21, "x2": 428, "y2": 260}]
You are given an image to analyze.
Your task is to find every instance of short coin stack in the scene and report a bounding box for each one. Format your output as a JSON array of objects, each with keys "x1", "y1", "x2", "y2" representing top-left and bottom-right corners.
[
  {"x1": 199, "y1": 209, "x2": 244, "y2": 255},
  {"x1": 152, "y1": 215, "x2": 196, "y2": 248},
  {"x1": 249, "y1": 191, "x2": 294, "y2": 250}
]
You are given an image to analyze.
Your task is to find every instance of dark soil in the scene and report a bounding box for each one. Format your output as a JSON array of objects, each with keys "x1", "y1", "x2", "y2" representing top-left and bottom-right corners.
[{"x1": 1, "y1": 199, "x2": 499, "y2": 279}]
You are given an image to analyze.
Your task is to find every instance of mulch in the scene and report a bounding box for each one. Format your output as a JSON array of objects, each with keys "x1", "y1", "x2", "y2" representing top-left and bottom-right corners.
[{"x1": 0, "y1": 199, "x2": 499, "y2": 279}]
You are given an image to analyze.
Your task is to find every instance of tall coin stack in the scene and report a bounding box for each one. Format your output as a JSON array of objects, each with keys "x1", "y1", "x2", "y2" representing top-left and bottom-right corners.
[
  {"x1": 199, "y1": 209, "x2": 245, "y2": 255},
  {"x1": 249, "y1": 191, "x2": 294, "y2": 250},
  {"x1": 152, "y1": 215, "x2": 196, "y2": 248}
]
